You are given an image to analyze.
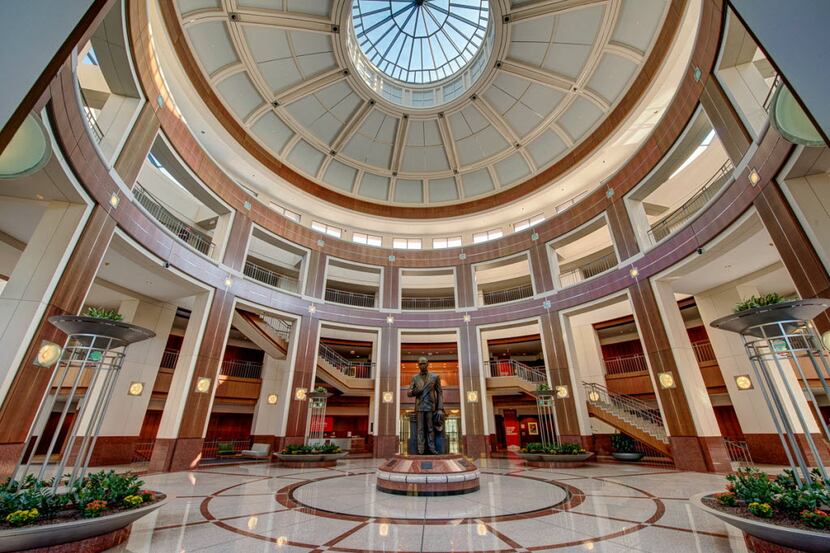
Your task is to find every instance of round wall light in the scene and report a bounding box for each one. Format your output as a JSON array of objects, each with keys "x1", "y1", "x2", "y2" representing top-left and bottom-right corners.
[
  {"x1": 822, "y1": 330, "x2": 830, "y2": 351},
  {"x1": 555, "y1": 385, "x2": 570, "y2": 399},
  {"x1": 34, "y1": 341, "x2": 62, "y2": 367},
  {"x1": 195, "y1": 377, "x2": 212, "y2": 393},
  {"x1": 466, "y1": 390, "x2": 479, "y2": 403},
  {"x1": 266, "y1": 393, "x2": 278, "y2": 405},
  {"x1": 734, "y1": 375, "x2": 753, "y2": 390},
  {"x1": 382, "y1": 391, "x2": 394, "y2": 403},
  {"x1": 657, "y1": 371, "x2": 676, "y2": 389},
  {"x1": 587, "y1": 390, "x2": 600, "y2": 402},
  {"x1": 294, "y1": 387, "x2": 308, "y2": 401},
  {"x1": 0, "y1": 115, "x2": 51, "y2": 179},
  {"x1": 127, "y1": 381, "x2": 145, "y2": 396}
]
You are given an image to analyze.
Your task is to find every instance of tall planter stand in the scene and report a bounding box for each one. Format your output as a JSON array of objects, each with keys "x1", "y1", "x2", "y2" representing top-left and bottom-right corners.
[
  {"x1": 531, "y1": 390, "x2": 558, "y2": 447},
  {"x1": 306, "y1": 390, "x2": 331, "y2": 446},
  {"x1": 710, "y1": 298, "x2": 830, "y2": 485},
  {"x1": 15, "y1": 316, "x2": 154, "y2": 489}
]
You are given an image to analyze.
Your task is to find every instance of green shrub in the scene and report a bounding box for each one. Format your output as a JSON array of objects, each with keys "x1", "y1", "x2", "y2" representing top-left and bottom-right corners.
[
  {"x1": 733, "y1": 293, "x2": 786, "y2": 313},
  {"x1": 726, "y1": 468, "x2": 780, "y2": 504},
  {"x1": 520, "y1": 442, "x2": 545, "y2": 453},
  {"x1": 536, "y1": 383, "x2": 551, "y2": 392},
  {"x1": 715, "y1": 492, "x2": 737, "y2": 507},
  {"x1": 748, "y1": 502, "x2": 773, "y2": 518},
  {"x1": 546, "y1": 443, "x2": 586, "y2": 455},
  {"x1": 84, "y1": 306, "x2": 124, "y2": 321},
  {"x1": 316, "y1": 444, "x2": 342, "y2": 454},
  {"x1": 610, "y1": 433, "x2": 636, "y2": 453}
]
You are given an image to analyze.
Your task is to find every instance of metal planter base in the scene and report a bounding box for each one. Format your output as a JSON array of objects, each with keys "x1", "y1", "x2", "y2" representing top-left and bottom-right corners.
[{"x1": 612, "y1": 452, "x2": 645, "y2": 461}]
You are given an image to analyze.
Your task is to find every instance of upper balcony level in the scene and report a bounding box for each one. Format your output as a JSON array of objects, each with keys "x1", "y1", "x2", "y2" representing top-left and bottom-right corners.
[
  {"x1": 244, "y1": 227, "x2": 306, "y2": 295},
  {"x1": 400, "y1": 268, "x2": 456, "y2": 311},
  {"x1": 325, "y1": 258, "x2": 381, "y2": 309},
  {"x1": 473, "y1": 254, "x2": 534, "y2": 307},
  {"x1": 550, "y1": 216, "x2": 619, "y2": 289}
]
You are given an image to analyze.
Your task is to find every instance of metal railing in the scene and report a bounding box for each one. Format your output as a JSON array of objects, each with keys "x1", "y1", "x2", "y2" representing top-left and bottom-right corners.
[
  {"x1": 131, "y1": 440, "x2": 155, "y2": 464},
  {"x1": 160, "y1": 348, "x2": 179, "y2": 369},
  {"x1": 481, "y1": 283, "x2": 534, "y2": 305},
  {"x1": 724, "y1": 437, "x2": 754, "y2": 466},
  {"x1": 259, "y1": 315, "x2": 291, "y2": 342},
  {"x1": 200, "y1": 438, "x2": 252, "y2": 461},
  {"x1": 647, "y1": 160, "x2": 735, "y2": 244},
  {"x1": 325, "y1": 287, "x2": 376, "y2": 308},
  {"x1": 244, "y1": 259, "x2": 300, "y2": 293},
  {"x1": 559, "y1": 251, "x2": 618, "y2": 288},
  {"x1": 401, "y1": 295, "x2": 456, "y2": 310},
  {"x1": 318, "y1": 343, "x2": 373, "y2": 379},
  {"x1": 603, "y1": 353, "x2": 649, "y2": 376},
  {"x1": 484, "y1": 359, "x2": 547, "y2": 383},
  {"x1": 78, "y1": 86, "x2": 104, "y2": 143},
  {"x1": 583, "y1": 381, "x2": 667, "y2": 441},
  {"x1": 133, "y1": 185, "x2": 215, "y2": 256},
  {"x1": 691, "y1": 340, "x2": 716, "y2": 364},
  {"x1": 220, "y1": 359, "x2": 263, "y2": 379},
  {"x1": 763, "y1": 74, "x2": 782, "y2": 110},
  {"x1": 554, "y1": 190, "x2": 589, "y2": 214}
]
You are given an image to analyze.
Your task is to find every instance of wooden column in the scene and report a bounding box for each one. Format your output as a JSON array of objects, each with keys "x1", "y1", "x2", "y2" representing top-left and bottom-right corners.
[
  {"x1": 629, "y1": 280, "x2": 731, "y2": 472},
  {"x1": 382, "y1": 264, "x2": 400, "y2": 309},
  {"x1": 529, "y1": 242, "x2": 554, "y2": 293},
  {"x1": 281, "y1": 315, "x2": 320, "y2": 446},
  {"x1": 304, "y1": 250, "x2": 327, "y2": 299},
  {"x1": 607, "y1": 200, "x2": 640, "y2": 262},
  {"x1": 699, "y1": 78, "x2": 752, "y2": 164},
  {"x1": 539, "y1": 311, "x2": 585, "y2": 445},
  {"x1": 0, "y1": 206, "x2": 116, "y2": 476},
  {"x1": 222, "y1": 213, "x2": 252, "y2": 272},
  {"x1": 455, "y1": 263, "x2": 475, "y2": 308},
  {"x1": 754, "y1": 182, "x2": 830, "y2": 333},
  {"x1": 113, "y1": 102, "x2": 159, "y2": 186},
  {"x1": 374, "y1": 326, "x2": 399, "y2": 458},
  {"x1": 458, "y1": 323, "x2": 488, "y2": 458}
]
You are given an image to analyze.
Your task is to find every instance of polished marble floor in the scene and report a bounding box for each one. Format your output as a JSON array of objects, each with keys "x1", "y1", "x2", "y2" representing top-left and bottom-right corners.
[{"x1": 108, "y1": 458, "x2": 753, "y2": 553}]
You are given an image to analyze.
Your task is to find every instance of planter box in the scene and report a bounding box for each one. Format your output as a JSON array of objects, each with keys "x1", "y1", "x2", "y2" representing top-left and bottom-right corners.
[
  {"x1": 0, "y1": 496, "x2": 165, "y2": 553},
  {"x1": 612, "y1": 452, "x2": 645, "y2": 462},
  {"x1": 275, "y1": 453, "x2": 324, "y2": 462},
  {"x1": 517, "y1": 452, "x2": 543, "y2": 462},
  {"x1": 691, "y1": 492, "x2": 830, "y2": 553},
  {"x1": 539, "y1": 453, "x2": 592, "y2": 463}
]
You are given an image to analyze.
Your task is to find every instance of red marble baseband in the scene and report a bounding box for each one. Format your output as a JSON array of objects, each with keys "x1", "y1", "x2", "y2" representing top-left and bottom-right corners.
[
  {"x1": 275, "y1": 460, "x2": 336, "y2": 469},
  {"x1": 88, "y1": 436, "x2": 138, "y2": 466},
  {"x1": 462, "y1": 434, "x2": 489, "y2": 459},
  {"x1": 525, "y1": 460, "x2": 588, "y2": 469},
  {"x1": 148, "y1": 437, "x2": 204, "y2": 472},
  {"x1": 670, "y1": 436, "x2": 731, "y2": 473},
  {"x1": 743, "y1": 532, "x2": 808, "y2": 553},
  {"x1": 21, "y1": 525, "x2": 131, "y2": 553},
  {"x1": 373, "y1": 435, "x2": 398, "y2": 459}
]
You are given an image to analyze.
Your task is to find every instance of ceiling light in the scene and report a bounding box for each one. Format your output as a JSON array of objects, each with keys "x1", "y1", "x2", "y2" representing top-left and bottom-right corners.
[
  {"x1": 734, "y1": 375, "x2": 753, "y2": 390},
  {"x1": 108, "y1": 193, "x2": 120, "y2": 208},
  {"x1": 127, "y1": 382, "x2": 145, "y2": 396},
  {"x1": 587, "y1": 390, "x2": 600, "y2": 402},
  {"x1": 378, "y1": 523, "x2": 389, "y2": 537}
]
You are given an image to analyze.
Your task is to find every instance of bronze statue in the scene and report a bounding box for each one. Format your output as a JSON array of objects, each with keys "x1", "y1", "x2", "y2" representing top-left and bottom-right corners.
[{"x1": 407, "y1": 356, "x2": 444, "y2": 454}]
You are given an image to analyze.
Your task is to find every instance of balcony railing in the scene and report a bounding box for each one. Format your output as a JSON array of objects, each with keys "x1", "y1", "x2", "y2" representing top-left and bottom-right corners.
[
  {"x1": 603, "y1": 353, "x2": 649, "y2": 376},
  {"x1": 318, "y1": 343, "x2": 374, "y2": 378},
  {"x1": 481, "y1": 283, "x2": 534, "y2": 305},
  {"x1": 133, "y1": 185, "x2": 215, "y2": 256},
  {"x1": 763, "y1": 74, "x2": 782, "y2": 110},
  {"x1": 131, "y1": 440, "x2": 155, "y2": 464},
  {"x1": 559, "y1": 251, "x2": 618, "y2": 288},
  {"x1": 724, "y1": 437, "x2": 754, "y2": 466},
  {"x1": 220, "y1": 359, "x2": 263, "y2": 379},
  {"x1": 244, "y1": 259, "x2": 300, "y2": 293},
  {"x1": 325, "y1": 287, "x2": 376, "y2": 308},
  {"x1": 647, "y1": 160, "x2": 735, "y2": 244},
  {"x1": 691, "y1": 340, "x2": 716, "y2": 364},
  {"x1": 260, "y1": 315, "x2": 291, "y2": 342},
  {"x1": 401, "y1": 295, "x2": 456, "y2": 310},
  {"x1": 485, "y1": 359, "x2": 547, "y2": 383},
  {"x1": 160, "y1": 348, "x2": 179, "y2": 369},
  {"x1": 78, "y1": 86, "x2": 104, "y2": 143},
  {"x1": 200, "y1": 438, "x2": 252, "y2": 461}
]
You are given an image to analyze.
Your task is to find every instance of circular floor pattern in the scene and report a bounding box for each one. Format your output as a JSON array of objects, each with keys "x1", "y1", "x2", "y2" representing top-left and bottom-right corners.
[{"x1": 290, "y1": 472, "x2": 570, "y2": 520}]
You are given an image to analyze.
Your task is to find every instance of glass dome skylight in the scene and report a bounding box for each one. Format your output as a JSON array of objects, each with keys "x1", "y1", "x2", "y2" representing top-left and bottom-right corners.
[{"x1": 352, "y1": 0, "x2": 491, "y2": 85}]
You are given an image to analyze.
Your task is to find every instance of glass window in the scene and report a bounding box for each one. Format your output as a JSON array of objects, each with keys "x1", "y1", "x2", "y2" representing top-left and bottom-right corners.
[
  {"x1": 353, "y1": 232, "x2": 382, "y2": 247},
  {"x1": 473, "y1": 229, "x2": 503, "y2": 243},
  {"x1": 393, "y1": 238, "x2": 422, "y2": 250},
  {"x1": 514, "y1": 214, "x2": 545, "y2": 232},
  {"x1": 268, "y1": 202, "x2": 300, "y2": 222},
  {"x1": 433, "y1": 236, "x2": 462, "y2": 249},
  {"x1": 312, "y1": 221, "x2": 341, "y2": 238}
]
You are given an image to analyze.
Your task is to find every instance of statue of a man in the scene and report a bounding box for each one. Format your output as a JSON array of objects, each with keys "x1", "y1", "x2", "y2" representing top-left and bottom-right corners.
[{"x1": 407, "y1": 356, "x2": 444, "y2": 454}]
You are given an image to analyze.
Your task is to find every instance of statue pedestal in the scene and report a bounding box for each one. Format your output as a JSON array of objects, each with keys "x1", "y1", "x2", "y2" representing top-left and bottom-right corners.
[{"x1": 376, "y1": 454, "x2": 480, "y2": 496}]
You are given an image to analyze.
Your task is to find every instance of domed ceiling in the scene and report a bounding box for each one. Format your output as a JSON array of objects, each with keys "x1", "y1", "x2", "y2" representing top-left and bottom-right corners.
[{"x1": 172, "y1": 0, "x2": 673, "y2": 211}]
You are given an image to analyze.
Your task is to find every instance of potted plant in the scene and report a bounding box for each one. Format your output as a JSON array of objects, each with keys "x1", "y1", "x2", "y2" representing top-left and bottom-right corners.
[
  {"x1": 274, "y1": 443, "x2": 347, "y2": 463},
  {"x1": 518, "y1": 442, "x2": 545, "y2": 462},
  {"x1": 0, "y1": 471, "x2": 165, "y2": 553},
  {"x1": 732, "y1": 293, "x2": 787, "y2": 313},
  {"x1": 692, "y1": 468, "x2": 830, "y2": 553},
  {"x1": 610, "y1": 433, "x2": 644, "y2": 461},
  {"x1": 539, "y1": 442, "x2": 593, "y2": 464}
]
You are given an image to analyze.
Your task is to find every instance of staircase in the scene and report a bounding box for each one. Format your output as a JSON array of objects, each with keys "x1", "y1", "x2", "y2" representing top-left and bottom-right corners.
[
  {"x1": 485, "y1": 359, "x2": 548, "y2": 394},
  {"x1": 236, "y1": 310, "x2": 373, "y2": 395},
  {"x1": 583, "y1": 381, "x2": 671, "y2": 455}
]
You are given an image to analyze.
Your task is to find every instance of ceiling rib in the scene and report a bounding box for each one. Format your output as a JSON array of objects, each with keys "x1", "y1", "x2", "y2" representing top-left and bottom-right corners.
[
  {"x1": 227, "y1": 8, "x2": 333, "y2": 34},
  {"x1": 436, "y1": 116, "x2": 460, "y2": 173},
  {"x1": 498, "y1": 60, "x2": 575, "y2": 93},
  {"x1": 390, "y1": 116, "x2": 409, "y2": 174},
  {"x1": 474, "y1": 97, "x2": 520, "y2": 146},
  {"x1": 507, "y1": 0, "x2": 607, "y2": 23},
  {"x1": 277, "y1": 68, "x2": 347, "y2": 105},
  {"x1": 330, "y1": 101, "x2": 374, "y2": 153}
]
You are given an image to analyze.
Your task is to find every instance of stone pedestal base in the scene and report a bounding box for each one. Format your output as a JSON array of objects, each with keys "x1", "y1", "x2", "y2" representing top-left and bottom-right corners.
[{"x1": 376, "y1": 454, "x2": 479, "y2": 496}]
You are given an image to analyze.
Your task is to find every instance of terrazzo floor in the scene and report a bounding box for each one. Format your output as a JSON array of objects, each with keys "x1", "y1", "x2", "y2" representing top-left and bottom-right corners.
[{"x1": 107, "y1": 458, "x2": 752, "y2": 552}]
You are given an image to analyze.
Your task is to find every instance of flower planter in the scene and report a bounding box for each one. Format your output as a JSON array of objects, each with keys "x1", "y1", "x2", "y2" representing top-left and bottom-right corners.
[
  {"x1": 527, "y1": 452, "x2": 593, "y2": 468},
  {"x1": 612, "y1": 452, "x2": 645, "y2": 462},
  {"x1": 0, "y1": 495, "x2": 166, "y2": 553},
  {"x1": 517, "y1": 452, "x2": 543, "y2": 462},
  {"x1": 274, "y1": 452, "x2": 347, "y2": 468},
  {"x1": 275, "y1": 453, "x2": 324, "y2": 462},
  {"x1": 691, "y1": 492, "x2": 830, "y2": 553}
]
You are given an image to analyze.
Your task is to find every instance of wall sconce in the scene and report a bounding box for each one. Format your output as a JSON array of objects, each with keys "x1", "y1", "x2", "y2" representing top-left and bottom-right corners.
[
  {"x1": 657, "y1": 371, "x2": 676, "y2": 389},
  {"x1": 109, "y1": 193, "x2": 120, "y2": 208},
  {"x1": 308, "y1": 304, "x2": 316, "y2": 314},
  {"x1": 195, "y1": 377, "x2": 212, "y2": 393},
  {"x1": 127, "y1": 382, "x2": 145, "y2": 397},
  {"x1": 386, "y1": 315, "x2": 394, "y2": 325},
  {"x1": 476, "y1": 522, "x2": 487, "y2": 536},
  {"x1": 629, "y1": 267, "x2": 639, "y2": 278},
  {"x1": 294, "y1": 387, "x2": 308, "y2": 401},
  {"x1": 34, "y1": 341, "x2": 62, "y2": 367},
  {"x1": 466, "y1": 390, "x2": 479, "y2": 403},
  {"x1": 463, "y1": 313, "x2": 471, "y2": 323},
  {"x1": 587, "y1": 390, "x2": 600, "y2": 402},
  {"x1": 734, "y1": 375, "x2": 753, "y2": 390},
  {"x1": 378, "y1": 523, "x2": 389, "y2": 537},
  {"x1": 382, "y1": 391, "x2": 394, "y2": 403},
  {"x1": 224, "y1": 276, "x2": 233, "y2": 288},
  {"x1": 555, "y1": 385, "x2": 569, "y2": 399},
  {"x1": 749, "y1": 168, "x2": 760, "y2": 186},
  {"x1": 266, "y1": 393, "x2": 278, "y2": 405}
]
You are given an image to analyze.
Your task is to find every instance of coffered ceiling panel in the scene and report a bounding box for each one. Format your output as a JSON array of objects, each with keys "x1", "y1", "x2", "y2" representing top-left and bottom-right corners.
[{"x1": 172, "y1": 0, "x2": 673, "y2": 208}]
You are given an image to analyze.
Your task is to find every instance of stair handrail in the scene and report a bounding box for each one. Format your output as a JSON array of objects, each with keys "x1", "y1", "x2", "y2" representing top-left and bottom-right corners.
[
  {"x1": 318, "y1": 343, "x2": 374, "y2": 379},
  {"x1": 259, "y1": 315, "x2": 291, "y2": 341},
  {"x1": 485, "y1": 359, "x2": 547, "y2": 383},
  {"x1": 583, "y1": 381, "x2": 666, "y2": 437}
]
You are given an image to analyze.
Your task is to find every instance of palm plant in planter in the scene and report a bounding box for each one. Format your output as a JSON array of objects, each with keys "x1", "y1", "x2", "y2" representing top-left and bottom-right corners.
[{"x1": 611, "y1": 433, "x2": 644, "y2": 461}]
